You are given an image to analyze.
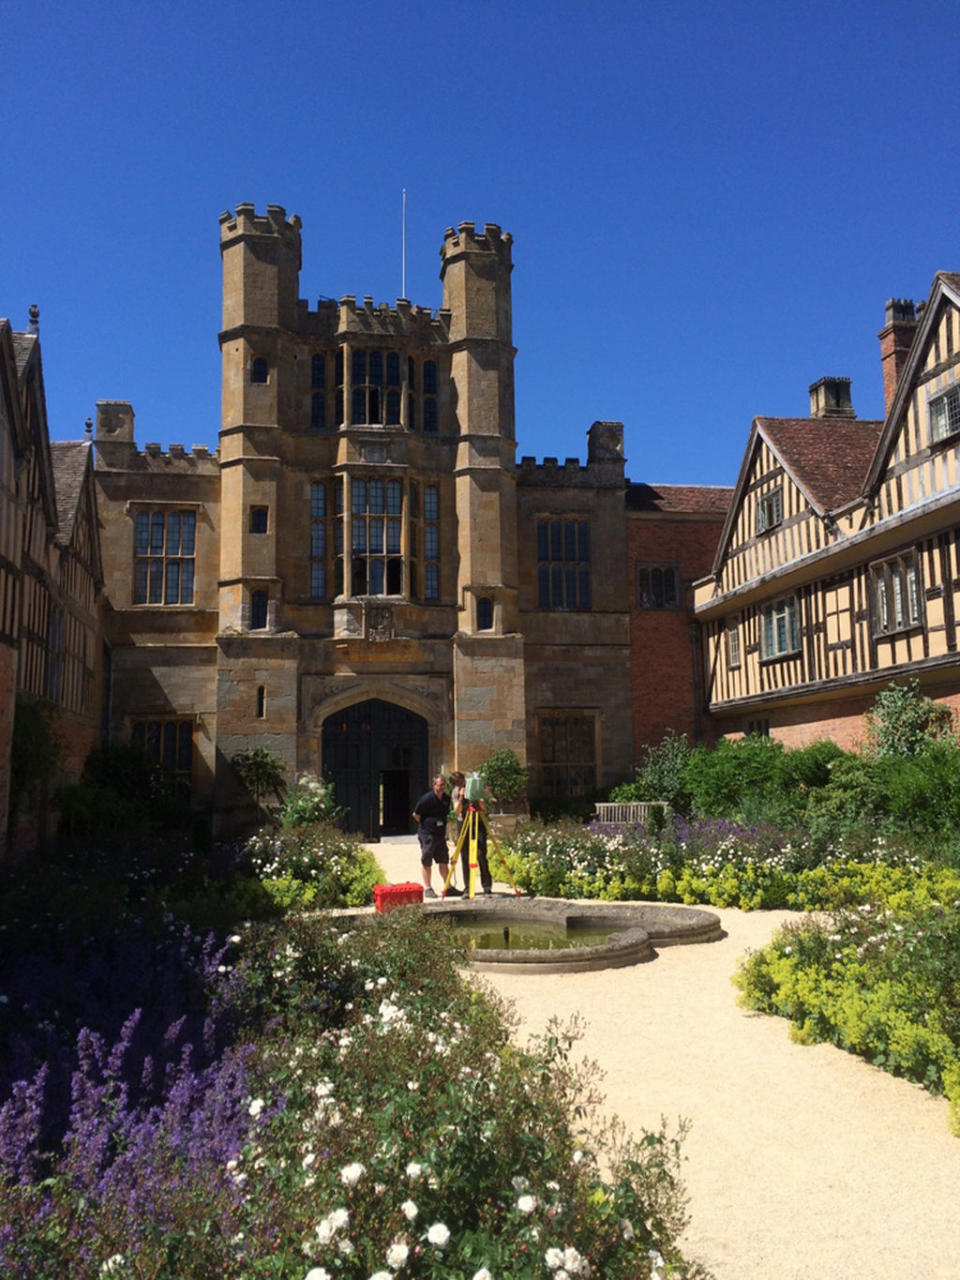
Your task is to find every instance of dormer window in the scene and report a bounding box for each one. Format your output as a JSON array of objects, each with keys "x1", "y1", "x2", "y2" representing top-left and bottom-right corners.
[
  {"x1": 930, "y1": 386, "x2": 960, "y2": 444},
  {"x1": 756, "y1": 488, "x2": 783, "y2": 535}
]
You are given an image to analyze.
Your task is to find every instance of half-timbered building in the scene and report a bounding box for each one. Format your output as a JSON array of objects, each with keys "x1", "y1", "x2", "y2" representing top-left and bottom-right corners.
[
  {"x1": 695, "y1": 274, "x2": 960, "y2": 746},
  {"x1": 0, "y1": 311, "x2": 104, "y2": 856}
]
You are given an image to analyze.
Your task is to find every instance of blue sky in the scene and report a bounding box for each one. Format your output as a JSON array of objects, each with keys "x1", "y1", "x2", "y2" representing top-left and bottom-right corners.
[{"x1": 3, "y1": 0, "x2": 958, "y2": 486}]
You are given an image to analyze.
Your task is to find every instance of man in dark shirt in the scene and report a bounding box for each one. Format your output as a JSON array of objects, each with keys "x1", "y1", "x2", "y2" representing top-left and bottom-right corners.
[{"x1": 412, "y1": 774, "x2": 459, "y2": 898}]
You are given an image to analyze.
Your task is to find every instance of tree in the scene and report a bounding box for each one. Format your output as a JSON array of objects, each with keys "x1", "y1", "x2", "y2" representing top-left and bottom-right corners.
[
  {"x1": 231, "y1": 747, "x2": 289, "y2": 823},
  {"x1": 8, "y1": 695, "x2": 60, "y2": 844},
  {"x1": 865, "y1": 679, "x2": 956, "y2": 758},
  {"x1": 478, "y1": 749, "x2": 528, "y2": 805}
]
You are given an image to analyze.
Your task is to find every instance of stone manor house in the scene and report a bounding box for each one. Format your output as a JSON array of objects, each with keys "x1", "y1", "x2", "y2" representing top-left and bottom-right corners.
[{"x1": 2, "y1": 204, "x2": 960, "y2": 852}]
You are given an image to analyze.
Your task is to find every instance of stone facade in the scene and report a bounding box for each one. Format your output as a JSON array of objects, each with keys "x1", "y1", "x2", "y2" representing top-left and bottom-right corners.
[{"x1": 95, "y1": 207, "x2": 700, "y2": 837}]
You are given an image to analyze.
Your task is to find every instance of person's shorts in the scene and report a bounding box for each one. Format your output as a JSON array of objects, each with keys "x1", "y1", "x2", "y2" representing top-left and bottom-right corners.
[{"x1": 418, "y1": 828, "x2": 447, "y2": 865}]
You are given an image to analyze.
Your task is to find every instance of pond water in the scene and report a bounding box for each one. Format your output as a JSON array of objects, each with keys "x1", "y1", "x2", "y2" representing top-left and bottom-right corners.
[{"x1": 446, "y1": 916, "x2": 615, "y2": 951}]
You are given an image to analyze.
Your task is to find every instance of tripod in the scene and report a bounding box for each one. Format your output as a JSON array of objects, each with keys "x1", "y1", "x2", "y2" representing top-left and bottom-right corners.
[{"x1": 442, "y1": 803, "x2": 521, "y2": 899}]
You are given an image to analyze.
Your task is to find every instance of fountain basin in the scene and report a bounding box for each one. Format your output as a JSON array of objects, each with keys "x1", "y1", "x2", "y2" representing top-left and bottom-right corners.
[{"x1": 427, "y1": 896, "x2": 723, "y2": 973}]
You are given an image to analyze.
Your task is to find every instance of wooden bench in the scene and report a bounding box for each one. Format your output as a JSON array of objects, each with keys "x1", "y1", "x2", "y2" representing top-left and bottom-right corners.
[{"x1": 593, "y1": 801, "x2": 670, "y2": 825}]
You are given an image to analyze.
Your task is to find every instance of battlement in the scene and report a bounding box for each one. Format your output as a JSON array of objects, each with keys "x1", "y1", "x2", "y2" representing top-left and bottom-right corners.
[
  {"x1": 324, "y1": 293, "x2": 451, "y2": 338},
  {"x1": 517, "y1": 423, "x2": 625, "y2": 487},
  {"x1": 440, "y1": 220, "x2": 513, "y2": 266},
  {"x1": 127, "y1": 441, "x2": 220, "y2": 471},
  {"x1": 219, "y1": 203, "x2": 302, "y2": 250}
]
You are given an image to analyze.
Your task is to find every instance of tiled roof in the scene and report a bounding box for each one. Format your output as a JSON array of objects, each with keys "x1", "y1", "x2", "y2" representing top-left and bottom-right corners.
[
  {"x1": 50, "y1": 441, "x2": 90, "y2": 543},
  {"x1": 758, "y1": 417, "x2": 884, "y2": 512},
  {"x1": 627, "y1": 482, "x2": 733, "y2": 515}
]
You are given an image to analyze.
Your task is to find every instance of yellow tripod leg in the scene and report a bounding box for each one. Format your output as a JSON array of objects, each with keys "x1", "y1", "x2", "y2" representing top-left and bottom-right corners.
[
  {"x1": 442, "y1": 815, "x2": 469, "y2": 897},
  {"x1": 466, "y1": 807, "x2": 479, "y2": 899},
  {"x1": 478, "y1": 807, "x2": 522, "y2": 897}
]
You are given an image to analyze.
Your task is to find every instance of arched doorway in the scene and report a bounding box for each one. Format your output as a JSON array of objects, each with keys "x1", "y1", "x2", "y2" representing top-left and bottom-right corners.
[{"x1": 321, "y1": 699, "x2": 429, "y2": 839}]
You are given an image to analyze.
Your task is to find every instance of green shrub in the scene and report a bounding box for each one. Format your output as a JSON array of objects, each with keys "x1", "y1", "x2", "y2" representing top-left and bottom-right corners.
[
  {"x1": 57, "y1": 740, "x2": 190, "y2": 844},
  {"x1": 230, "y1": 746, "x2": 289, "y2": 822},
  {"x1": 874, "y1": 740, "x2": 960, "y2": 836},
  {"x1": 244, "y1": 820, "x2": 382, "y2": 908},
  {"x1": 611, "y1": 730, "x2": 693, "y2": 813},
  {"x1": 8, "y1": 695, "x2": 60, "y2": 838},
  {"x1": 279, "y1": 772, "x2": 346, "y2": 828},
  {"x1": 735, "y1": 895, "x2": 960, "y2": 1134},
  {"x1": 478, "y1": 748, "x2": 528, "y2": 804},
  {"x1": 223, "y1": 909, "x2": 705, "y2": 1277},
  {"x1": 683, "y1": 735, "x2": 789, "y2": 821},
  {"x1": 866, "y1": 678, "x2": 957, "y2": 757}
]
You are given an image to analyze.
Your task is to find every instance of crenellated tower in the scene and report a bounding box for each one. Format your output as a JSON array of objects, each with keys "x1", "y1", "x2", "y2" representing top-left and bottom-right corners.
[
  {"x1": 440, "y1": 221, "x2": 526, "y2": 770},
  {"x1": 217, "y1": 204, "x2": 303, "y2": 631}
]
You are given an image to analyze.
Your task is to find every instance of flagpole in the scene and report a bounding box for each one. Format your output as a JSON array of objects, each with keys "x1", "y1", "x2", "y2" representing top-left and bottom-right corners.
[{"x1": 401, "y1": 188, "x2": 407, "y2": 298}]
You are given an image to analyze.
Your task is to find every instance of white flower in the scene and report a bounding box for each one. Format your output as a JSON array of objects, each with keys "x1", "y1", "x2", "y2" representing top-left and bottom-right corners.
[
  {"x1": 426, "y1": 1221, "x2": 451, "y2": 1247},
  {"x1": 248, "y1": 1097, "x2": 265, "y2": 1118},
  {"x1": 385, "y1": 1241, "x2": 409, "y2": 1268},
  {"x1": 511, "y1": 1174, "x2": 530, "y2": 1192},
  {"x1": 516, "y1": 1193, "x2": 537, "y2": 1213},
  {"x1": 99, "y1": 1258, "x2": 125, "y2": 1277},
  {"x1": 302, "y1": 1151, "x2": 316, "y2": 1168},
  {"x1": 401, "y1": 1199, "x2": 418, "y2": 1220},
  {"x1": 563, "y1": 1246, "x2": 584, "y2": 1273},
  {"x1": 546, "y1": 1246, "x2": 565, "y2": 1269},
  {"x1": 406, "y1": 1161, "x2": 423, "y2": 1179},
  {"x1": 472, "y1": 1270, "x2": 493, "y2": 1280},
  {"x1": 571, "y1": 1148, "x2": 584, "y2": 1164},
  {"x1": 340, "y1": 1161, "x2": 366, "y2": 1187},
  {"x1": 329, "y1": 1208, "x2": 350, "y2": 1231},
  {"x1": 338, "y1": 1239, "x2": 355, "y2": 1256},
  {"x1": 305, "y1": 1270, "x2": 332, "y2": 1280},
  {"x1": 369, "y1": 1272, "x2": 393, "y2": 1280}
]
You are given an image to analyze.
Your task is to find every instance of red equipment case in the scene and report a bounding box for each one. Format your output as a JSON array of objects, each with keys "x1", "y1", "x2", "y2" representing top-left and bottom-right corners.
[{"x1": 373, "y1": 882, "x2": 424, "y2": 913}]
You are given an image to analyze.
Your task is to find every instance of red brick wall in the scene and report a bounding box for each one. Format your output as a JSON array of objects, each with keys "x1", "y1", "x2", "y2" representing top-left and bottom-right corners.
[
  {"x1": 628, "y1": 515, "x2": 726, "y2": 766},
  {"x1": 718, "y1": 683, "x2": 960, "y2": 752}
]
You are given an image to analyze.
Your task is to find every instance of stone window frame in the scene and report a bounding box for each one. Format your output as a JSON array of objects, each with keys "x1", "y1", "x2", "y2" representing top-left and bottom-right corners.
[
  {"x1": 250, "y1": 589, "x2": 268, "y2": 630},
  {"x1": 535, "y1": 708, "x2": 600, "y2": 799},
  {"x1": 536, "y1": 517, "x2": 592, "y2": 611},
  {"x1": 636, "y1": 562, "x2": 680, "y2": 610},
  {"x1": 132, "y1": 507, "x2": 197, "y2": 606},
  {"x1": 131, "y1": 716, "x2": 194, "y2": 798}
]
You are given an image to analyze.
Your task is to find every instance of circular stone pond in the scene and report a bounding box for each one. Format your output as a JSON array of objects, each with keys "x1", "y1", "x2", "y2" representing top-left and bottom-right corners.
[{"x1": 422, "y1": 896, "x2": 723, "y2": 973}]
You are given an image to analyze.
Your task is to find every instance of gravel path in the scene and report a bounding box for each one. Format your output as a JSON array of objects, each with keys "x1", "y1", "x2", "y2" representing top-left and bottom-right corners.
[{"x1": 372, "y1": 838, "x2": 960, "y2": 1279}]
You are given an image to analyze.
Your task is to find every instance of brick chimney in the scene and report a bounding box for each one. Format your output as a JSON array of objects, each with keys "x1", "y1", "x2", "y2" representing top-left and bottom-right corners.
[
  {"x1": 878, "y1": 298, "x2": 917, "y2": 416},
  {"x1": 809, "y1": 376, "x2": 855, "y2": 419}
]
